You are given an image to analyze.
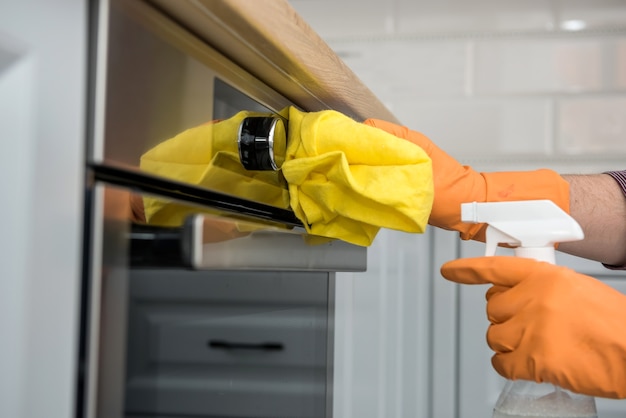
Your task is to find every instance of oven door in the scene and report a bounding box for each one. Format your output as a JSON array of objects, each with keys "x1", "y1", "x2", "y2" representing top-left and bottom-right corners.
[{"x1": 80, "y1": 1, "x2": 366, "y2": 417}]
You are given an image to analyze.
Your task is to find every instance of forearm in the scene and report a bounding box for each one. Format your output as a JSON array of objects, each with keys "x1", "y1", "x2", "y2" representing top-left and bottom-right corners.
[{"x1": 558, "y1": 173, "x2": 626, "y2": 266}]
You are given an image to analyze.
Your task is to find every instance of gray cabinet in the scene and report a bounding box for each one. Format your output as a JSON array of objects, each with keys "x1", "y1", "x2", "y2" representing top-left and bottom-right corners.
[{"x1": 126, "y1": 270, "x2": 332, "y2": 418}]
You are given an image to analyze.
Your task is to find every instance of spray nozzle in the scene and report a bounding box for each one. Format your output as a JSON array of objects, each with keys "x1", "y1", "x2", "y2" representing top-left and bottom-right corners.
[{"x1": 461, "y1": 200, "x2": 584, "y2": 263}]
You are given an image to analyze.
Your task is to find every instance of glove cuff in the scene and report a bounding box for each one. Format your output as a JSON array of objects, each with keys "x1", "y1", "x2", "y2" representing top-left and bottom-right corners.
[
  {"x1": 459, "y1": 169, "x2": 570, "y2": 241},
  {"x1": 482, "y1": 169, "x2": 570, "y2": 213}
]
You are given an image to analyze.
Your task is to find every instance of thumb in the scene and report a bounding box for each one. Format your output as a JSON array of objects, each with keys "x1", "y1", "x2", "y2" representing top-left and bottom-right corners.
[{"x1": 440, "y1": 256, "x2": 537, "y2": 287}]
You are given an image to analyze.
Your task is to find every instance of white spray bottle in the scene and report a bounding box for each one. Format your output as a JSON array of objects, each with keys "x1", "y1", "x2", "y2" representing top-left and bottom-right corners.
[{"x1": 460, "y1": 199, "x2": 598, "y2": 418}]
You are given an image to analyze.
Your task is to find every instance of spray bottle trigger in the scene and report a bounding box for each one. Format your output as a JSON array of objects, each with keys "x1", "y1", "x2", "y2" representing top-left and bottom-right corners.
[{"x1": 484, "y1": 225, "x2": 520, "y2": 257}]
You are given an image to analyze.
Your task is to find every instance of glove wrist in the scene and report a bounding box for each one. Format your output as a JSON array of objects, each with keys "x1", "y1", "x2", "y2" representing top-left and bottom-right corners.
[
  {"x1": 482, "y1": 169, "x2": 570, "y2": 212},
  {"x1": 458, "y1": 169, "x2": 570, "y2": 241}
]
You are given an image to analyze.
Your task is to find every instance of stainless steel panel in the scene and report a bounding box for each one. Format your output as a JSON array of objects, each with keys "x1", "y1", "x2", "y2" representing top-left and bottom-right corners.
[
  {"x1": 193, "y1": 221, "x2": 367, "y2": 272},
  {"x1": 126, "y1": 201, "x2": 367, "y2": 272}
]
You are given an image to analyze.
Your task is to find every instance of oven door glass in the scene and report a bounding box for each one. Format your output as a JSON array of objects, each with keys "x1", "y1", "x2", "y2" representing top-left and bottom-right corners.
[{"x1": 94, "y1": 0, "x2": 292, "y2": 212}]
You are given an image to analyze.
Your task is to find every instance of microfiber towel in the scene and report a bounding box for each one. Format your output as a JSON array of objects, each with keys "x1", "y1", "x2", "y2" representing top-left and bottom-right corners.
[
  {"x1": 282, "y1": 107, "x2": 433, "y2": 246},
  {"x1": 139, "y1": 107, "x2": 434, "y2": 246},
  {"x1": 140, "y1": 110, "x2": 290, "y2": 227}
]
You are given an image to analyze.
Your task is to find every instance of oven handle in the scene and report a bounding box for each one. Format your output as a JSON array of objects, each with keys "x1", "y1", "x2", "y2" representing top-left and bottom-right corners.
[{"x1": 129, "y1": 214, "x2": 367, "y2": 272}]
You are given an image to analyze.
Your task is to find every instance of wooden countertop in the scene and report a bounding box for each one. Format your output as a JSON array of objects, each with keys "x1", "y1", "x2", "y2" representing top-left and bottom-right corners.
[{"x1": 148, "y1": 0, "x2": 399, "y2": 123}]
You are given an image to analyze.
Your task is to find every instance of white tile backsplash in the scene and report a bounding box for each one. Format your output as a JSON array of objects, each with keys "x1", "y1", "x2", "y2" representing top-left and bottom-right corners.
[
  {"x1": 290, "y1": 0, "x2": 626, "y2": 40},
  {"x1": 291, "y1": 0, "x2": 626, "y2": 164},
  {"x1": 557, "y1": 96, "x2": 626, "y2": 155},
  {"x1": 390, "y1": 98, "x2": 551, "y2": 158},
  {"x1": 558, "y1": 0, "x2": 626, "y2": 31},
  {"x1": 332, "y1": 33, "x2": 626, "y2": 161},
  {"x1": 329, "y1": 39, "x2": 468, "y2": 99},
  {"x1": 395, "y1": 0, "x2": 555, "y2": 35},
  {"x1": 474, "y1": 38, "x2": 608, "y2": 95},
  {"x1": 616, "y1": 40, "x2": 626, "y2": 88},
  {"x1": 289, "y1": 0, "x2": 396, "y2": 39}
]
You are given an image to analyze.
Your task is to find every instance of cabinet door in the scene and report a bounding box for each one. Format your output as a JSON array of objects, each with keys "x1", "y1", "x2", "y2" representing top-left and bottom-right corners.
[
  {"x1": 456, "y1": 240, "x2": 507, "y2": 418},
  {"x1": 125, "y1": 269, "x2": 332, "y2": 418},
  {"x1": 457, "y1": 239, "x2": 626, "y2": 418},
  {"x1": 334, "y1": 228, "x2": 435, "y2": 418},
  {"x1": 0, "y1": 3, "x2": 86, "y2": 418}
]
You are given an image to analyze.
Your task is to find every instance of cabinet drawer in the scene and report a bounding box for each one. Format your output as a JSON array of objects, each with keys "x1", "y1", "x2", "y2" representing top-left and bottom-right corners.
[
  {"x1": 125, "y1": 269, "x2": 330, "y2": 418},
  {"x1": 131, "y1": 302, "x2": 327, "y2": 369}
]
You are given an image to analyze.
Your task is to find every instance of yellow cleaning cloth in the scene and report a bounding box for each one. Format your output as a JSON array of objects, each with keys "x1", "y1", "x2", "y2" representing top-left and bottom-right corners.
[
  {"x1": 139, "y1": 107, "x2": 434, "y2": 246},
  {"x1": 282, "y1": 107, "x2": 433, "y2": 246},
  {"x1": 140, "y1": 111, "x2": 290, "y2": 227}
]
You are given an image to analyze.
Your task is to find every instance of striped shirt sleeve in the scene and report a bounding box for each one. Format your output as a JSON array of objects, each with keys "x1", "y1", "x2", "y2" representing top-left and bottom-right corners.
[
  {"x1": 602, "y1": 170, "x2": 626, "y2": 270},
  {"x1": 606, "y1": 170, "x2": 626, "y2": 197}
]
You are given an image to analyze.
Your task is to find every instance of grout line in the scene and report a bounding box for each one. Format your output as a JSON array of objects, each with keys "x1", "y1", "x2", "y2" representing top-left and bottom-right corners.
[
  {"x1": 548, "y1": 97, "x2": 556, "y2": 155},
  {"x1": 464, "y1": 40, "x2": 475, "y2": 97},
  {"x1": 454, "y1": 238, "x2": 461, "y2": 418}
]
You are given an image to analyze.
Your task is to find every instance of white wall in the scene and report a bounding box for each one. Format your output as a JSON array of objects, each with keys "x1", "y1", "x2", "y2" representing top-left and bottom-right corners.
[
  {"x1": 332, "y1": 32, "x2": 626, "y2": 173},
  {"x1": 292, "y1": 0, "x2": 626, "y2": 173},
  {"x1": 0, "y1": 1, "x2": 86, "y2": 417}
]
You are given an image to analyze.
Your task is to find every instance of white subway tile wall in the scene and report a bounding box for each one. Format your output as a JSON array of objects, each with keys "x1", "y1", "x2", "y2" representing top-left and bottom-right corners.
[
  {"x1": 330, "y1": 33, "x2": 626, "y2": 169},
  {"x1": 618, "y1": 40, "x2": 626, "y2": 88},
  {"x1": 389, "y1": 97, "x2": 552, "y2": 157},
  {"x1": 558, "y1": 96, "x2": 626, "y2": 154},
  {"x1": 291, "y1": 0, "x2": 397, "y2": 39},
  {"x1": 558, "y1": 0, "x2": 626, "y2": 31},
  {"x1": 335, "y1": 40, "x2": 468, "y2": 99},
  {"x1": 394, "y1": 0, "x2": 556, "y2": 34},
  {"x1": 291, "y1": 0, "x2": 626, "y2": 172},
  {"x1": 473, "y1": 38, "x2": 607, "y2": 95}
]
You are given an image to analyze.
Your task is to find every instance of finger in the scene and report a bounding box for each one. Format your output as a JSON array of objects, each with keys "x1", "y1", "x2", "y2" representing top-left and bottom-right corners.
[
  {"x1": 491, "y1": 352, "x2": 533, "y2": 383},
  {"x1": 485, "y1": 285, "x2": 507, "y2": 301},
  {"x1": 486, "y1": 284, "x2": 535, "y2": 324},
  {"x1": 486, "y1": 319, "x2": 524, "y2": 353},
  {"x1": 441, "y1": 256, "x2": 538, "y2": 287},
  {"x1": 491, "y1": 351, "x2": 536, "y2": 381}
]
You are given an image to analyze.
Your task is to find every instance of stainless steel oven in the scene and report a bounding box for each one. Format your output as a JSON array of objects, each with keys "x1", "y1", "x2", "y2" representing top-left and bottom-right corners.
[{"x1": 80, "y1": 1, "x2": 366, "y2": 417}]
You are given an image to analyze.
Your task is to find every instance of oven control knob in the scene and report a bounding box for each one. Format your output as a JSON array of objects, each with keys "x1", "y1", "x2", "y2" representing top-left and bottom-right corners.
[{"x1": 238, "y1": 116, "x2": 287, "y2": 171}]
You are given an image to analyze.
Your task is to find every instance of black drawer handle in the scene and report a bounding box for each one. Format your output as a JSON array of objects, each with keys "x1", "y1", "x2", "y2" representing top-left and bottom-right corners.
[{"x1": 208, "y1": 339, "x2": 284, "y2": 351}]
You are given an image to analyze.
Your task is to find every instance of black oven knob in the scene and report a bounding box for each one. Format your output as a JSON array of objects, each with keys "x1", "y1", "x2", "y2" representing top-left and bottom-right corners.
[{"x1": 238, "y1": 116, "x2": 286, "y2": 171}]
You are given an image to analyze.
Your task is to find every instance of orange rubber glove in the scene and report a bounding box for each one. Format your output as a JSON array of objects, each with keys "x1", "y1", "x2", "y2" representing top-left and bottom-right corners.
[
  {"x1": 441, "y1": 256, "x2": 626, "y2": 399},
  {"x1": 363, "y1": 119, "x2": 570, "y2": 241}
]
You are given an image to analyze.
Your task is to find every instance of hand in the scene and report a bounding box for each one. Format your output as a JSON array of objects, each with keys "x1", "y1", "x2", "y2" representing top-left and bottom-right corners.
[
  {"x1": 363, "y1": 119, "x2": 569, "y2": 240},
  {"x1": 441, "y1": 256, "x2": 626, "y2": 399}
]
